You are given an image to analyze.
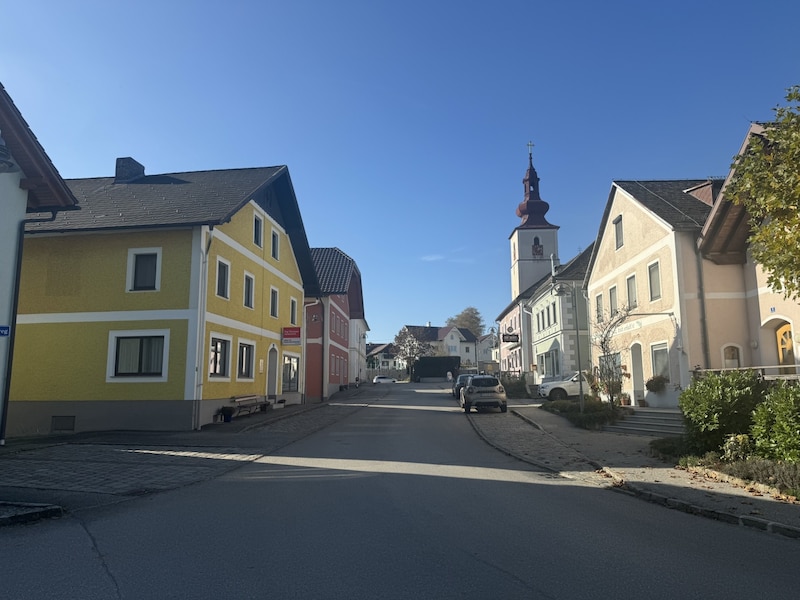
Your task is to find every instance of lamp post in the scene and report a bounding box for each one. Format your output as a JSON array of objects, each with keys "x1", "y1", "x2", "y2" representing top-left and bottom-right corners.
[{"x1": 552, "y1": 281, "x2": 585, "y2": 413}]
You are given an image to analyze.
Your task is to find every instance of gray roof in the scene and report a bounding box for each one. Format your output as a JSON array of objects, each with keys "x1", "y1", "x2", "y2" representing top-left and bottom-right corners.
[
  {"x1": 404, "y1": 325, "x2": 478, "y2": 343},
  {"x1": 310, "y1": 247, "x2": 365, "y2": 319},
  {"x1": 613, "y1": 180, "x2": 712, "y2": 230},
  {"x1": 25, "y1": 161, "x2": 320, "y2": 296},
  {"x1": 310, "y1": 247, "x2": 358, "y2": 295}
]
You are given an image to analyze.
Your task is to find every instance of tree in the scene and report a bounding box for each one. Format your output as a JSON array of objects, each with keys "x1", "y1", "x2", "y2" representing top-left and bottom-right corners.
[
  {"x1": 591, "y1": 306, "x2": 632, "y2": 408},
  {"x1": 727, "y1": 85, "x2": 800, "y2": 299},
  {"x1": 393, "y1": 326, "x2": 434, "y2": 377},
  {"x1": 445, "y1": 307, "x2": 485, "y2": 337}
]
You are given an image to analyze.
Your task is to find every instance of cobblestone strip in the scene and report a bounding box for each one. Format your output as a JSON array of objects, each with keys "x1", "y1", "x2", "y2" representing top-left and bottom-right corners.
[{"x1": 467, "y1": 411, "x2": 616, "y2": 487}]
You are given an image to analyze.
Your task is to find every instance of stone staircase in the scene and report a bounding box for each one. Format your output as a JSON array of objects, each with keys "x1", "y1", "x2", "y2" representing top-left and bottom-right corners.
[{"x1": 604, "y1": 407, "x2": 685, "y2": 437}]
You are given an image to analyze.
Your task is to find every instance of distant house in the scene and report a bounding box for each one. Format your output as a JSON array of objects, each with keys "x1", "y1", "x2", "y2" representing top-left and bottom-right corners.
[
  {"x1": 403, "y1": 324, "x2": 479, "y2": 369},
  {"x1": 304, "y1": 247, "x2": 367, "y2": 400},
  {"x1": 10, "y1": 157, "x2": 320, "y2": 436},
  {"x1": 0, "y1": 82, "x2": 79, "y2": 443},
  {"x1": 366, "y1": 343, "x2": 406, "y2": 374}
]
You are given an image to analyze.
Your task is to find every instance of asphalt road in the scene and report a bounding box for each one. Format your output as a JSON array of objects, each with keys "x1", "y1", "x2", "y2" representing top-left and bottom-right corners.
[{"x1": 2, "y1": 384, "x2": 800, "y2": 599}]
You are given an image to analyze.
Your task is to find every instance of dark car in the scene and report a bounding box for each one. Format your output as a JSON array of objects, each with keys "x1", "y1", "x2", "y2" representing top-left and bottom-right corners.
[{"x1": 451, "y1": 374, "x2": 472, "y2": 398}]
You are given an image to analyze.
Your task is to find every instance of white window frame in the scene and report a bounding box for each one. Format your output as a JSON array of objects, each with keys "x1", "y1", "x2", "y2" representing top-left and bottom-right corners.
[
  {"x1": 609, "y1": 285, "x2": 618, "y2": 316},
  {"x1": 648, "y1": 261, "x2": 662, "y2": 301},
  {"x1": 626, "y1": 274, "x2": 637, "y2": 309},
  {"x1": 271, "y1": 229, "x2": 280, "y2": 260},
  {"x1": 106, "y1": 328, "x2": 170, "y2": 383},
  {"x1": 216, "y1": 257, "x2": 231, "y2": 300},
  {"x1": 254, "y1": 213, "x2": 264, "y2": 248},
  {"x1": 209, "y1": 333, "x2": 233, "y2": 380},
  {"x1": 270, "y1": 286, "x2": 279, "y2": 318},
  {"x1": 613, "y1": 215, "x2": 623, "y2": 249},
  {"x1": 595, "y1": 293, "x2": 604, "y2": 322},
  {"x1": 237, "y1": 338, "x2": 256, "y2": 381},
  {"x1": 126, "y1": 247, "x2": 162, "y2": 292},
  {"x1": 651, "y1": 342, "x2": 670, "y2": 381},
  {"x1": 243, "y1": 271, "x2": 255, "y2": 309}
]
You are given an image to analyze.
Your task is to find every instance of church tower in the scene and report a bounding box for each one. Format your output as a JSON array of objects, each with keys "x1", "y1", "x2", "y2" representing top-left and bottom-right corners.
[{"x1": 510, "y1": 142, "x2": 559, "y2": 298}]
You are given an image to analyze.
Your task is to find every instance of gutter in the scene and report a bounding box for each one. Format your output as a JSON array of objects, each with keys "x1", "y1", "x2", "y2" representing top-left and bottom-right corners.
[{"x1": 1, "y1": 212, "x2": 57, "y2": 445}]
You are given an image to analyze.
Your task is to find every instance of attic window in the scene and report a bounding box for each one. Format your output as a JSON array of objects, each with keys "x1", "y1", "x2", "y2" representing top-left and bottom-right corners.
[{"x1": 613, "y1": 215, "x2": 623, "y2": 249}]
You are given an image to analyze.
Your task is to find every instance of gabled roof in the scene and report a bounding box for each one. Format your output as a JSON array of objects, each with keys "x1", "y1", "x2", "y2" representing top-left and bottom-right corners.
[
  {"x1": 404, "y1": 325, "x2": 478, "y2": 343},
  {"x1": 0, "y1": 81, "x2": 79, "y2": 211},
  {"x1": 309, "y1": 247, "x2": 365, "y2": 319},
  {"x1": 25, "y1": 161, "x2": 320, "y2": 296},
  {"x1": 613, "y1": 180, "x2": 713, "y2": 230},
  {"x1": 586, "y1": 179, "x2": 715, "y2": 285}
]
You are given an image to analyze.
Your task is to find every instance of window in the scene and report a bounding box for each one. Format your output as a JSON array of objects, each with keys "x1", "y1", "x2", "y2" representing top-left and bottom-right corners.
[
  {"x1": 115, "y1": 336, "x2": 164, "y2": 376},
  {"x1": 271, "y1": 230, "x2": 280, "y2": 260},
  {"x1": 538, "y1": 348, "x2": 560, "y2": 378},
  {"x1": 290, "y1": 298, "x2": 298, "y2": 325},
  {"x1": 209, "y1": 336, "x2": 231, "y2": 377},
  {"x1": 648, "y1": 262, "x2": 661, "y2": 301},
  {"x1": 595, "y1": 294, "x2": 604, "y2": 322},
  {"x1": 283, "y1": 355, "x2": 299, "y2": 392},
  {"x1": 238, "y1": 342, "x2": 255, "y2": 379},
  {"x1": 270, "y1": 287, "x2": 279, "y2": 318},
  {"x1": 254, "y1": 214, "x2": 263, "y2": 247},
  {"x1": 651, "y1": 343, "x2": 670, "y2": 381},
  {"x1": 126, "y1": 248, "x2": 161, "y2": 292},
  {"x1": 216, "y1": 259, "x2": 230, "y2": 299},
  {"x1": 244, "y1": 273, "x2": 254, "y2": 309},
  {"x1": 609, "y1": 286, "x2": 618, "y2": 316},
  {"x1": 724, "y1": 346, "x2": 741, "y2": 369},
  {"x1": 626, "y1": 275, "x2": 637, "y2": 309},
  {"x1": 107, "y1": 329, "x2": 169, "y2": 382},
  {"x1": 552, "y1": 302, "x2": 557, "y2": 325},
  {"x1": 613, "y1": 215, "x2": 623, "y2": 249}
]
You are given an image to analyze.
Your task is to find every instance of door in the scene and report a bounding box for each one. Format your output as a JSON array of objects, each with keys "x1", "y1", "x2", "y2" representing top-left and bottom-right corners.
[
  {"x1": 267, "y1": 346, "x2": 279, "y2": 399},
  {"x1": 630, "y1": 342, "x2": 644, "y2": 406},
  {"x1": 776, "y1": 323, "x2": 796, "y2": 374}
]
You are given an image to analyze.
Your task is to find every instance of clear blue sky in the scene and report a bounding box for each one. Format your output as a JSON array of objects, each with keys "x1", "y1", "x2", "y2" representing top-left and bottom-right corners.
[{"x1": 3, "y1": 1, "x2": 799, "y2": 343}]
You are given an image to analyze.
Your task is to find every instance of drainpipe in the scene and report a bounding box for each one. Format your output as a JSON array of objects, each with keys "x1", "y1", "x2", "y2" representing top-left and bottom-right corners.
[
  {"x1": 192, "y1": 226, "x2": 213, "y2": 430},
  {"x1": 1, "y1": 212, "x2": 57, "y2": 445},
  {"x1": 694, "y1": 243, "x2": 711, "y2": 369}
]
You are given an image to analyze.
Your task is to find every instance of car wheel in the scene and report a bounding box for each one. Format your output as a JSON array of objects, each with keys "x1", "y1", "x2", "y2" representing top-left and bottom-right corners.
[
  {"x1": 550, "y1": 388, "x2": 567, "y2": 401},
  {"x1": 500, "y1": 405, "x2": 507, "y2": 413},
  {"x1": 463, "y1": 403, "x2": 470, "y2": 413}
]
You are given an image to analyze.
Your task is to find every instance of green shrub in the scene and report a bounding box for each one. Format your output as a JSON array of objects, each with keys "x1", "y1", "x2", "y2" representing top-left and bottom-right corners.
[
  {"x1": 751, "y1": 383, "x2": 800, "y2": 462},
  {"x1": 501, "y1": 378, "x2": 530, "y2": 399},
  {"x1": 718, "y1": 458, "x2": 800, "y2": 496},
  {"x1": 678, "y1": 370, "x2": 767, "y2": 453},
  {"x1": 540, "y1": 397, "x2": 616, "y2": 429}
]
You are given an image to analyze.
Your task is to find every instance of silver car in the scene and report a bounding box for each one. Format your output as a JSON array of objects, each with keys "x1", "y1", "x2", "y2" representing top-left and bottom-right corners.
[{"x1": 460, "y1": 375, "x2": 508, "y2": 413}]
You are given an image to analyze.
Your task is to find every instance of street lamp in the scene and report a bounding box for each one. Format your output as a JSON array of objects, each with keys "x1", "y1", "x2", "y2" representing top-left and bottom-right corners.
[{"x1": 552, "y1": 280, "x2": 585, "y2": 413}]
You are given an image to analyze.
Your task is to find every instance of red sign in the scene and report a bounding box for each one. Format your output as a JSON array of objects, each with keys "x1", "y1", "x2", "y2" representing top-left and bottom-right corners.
[{"x1": 282, "y1": 327, "x2": 301, "y2": 345}]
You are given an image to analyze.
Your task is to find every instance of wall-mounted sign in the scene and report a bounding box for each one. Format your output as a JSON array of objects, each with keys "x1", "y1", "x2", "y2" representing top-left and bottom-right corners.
[
  {"x1": 502, "y1": 334, "x2": 519, "y2": 343},
  {"x1": 282, "y1": 327, "x2": 301, "y2": 345},
  {"x1": 0, "y1": 326, "x2": 9, "y2": 337}
]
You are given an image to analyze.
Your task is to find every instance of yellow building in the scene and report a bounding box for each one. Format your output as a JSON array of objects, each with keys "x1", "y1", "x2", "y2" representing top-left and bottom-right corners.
[{"x1": 9, "y1": 158, "x2": 320, "y2": 436}]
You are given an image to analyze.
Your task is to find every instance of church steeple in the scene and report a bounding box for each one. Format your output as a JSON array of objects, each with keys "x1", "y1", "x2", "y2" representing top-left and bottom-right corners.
[{"x1": 516, "y1": 141, "x2": 554, "y2": 228}]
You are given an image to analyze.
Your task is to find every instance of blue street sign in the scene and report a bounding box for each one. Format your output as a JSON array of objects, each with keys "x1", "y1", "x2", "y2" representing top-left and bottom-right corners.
[{"x1": 0, "y1": 326, "x2": 9, "y2": 337}]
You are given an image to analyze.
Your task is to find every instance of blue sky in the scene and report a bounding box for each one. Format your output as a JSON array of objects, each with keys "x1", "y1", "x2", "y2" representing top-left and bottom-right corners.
[{"x1": 3, "y1": 1, "x2": 799, "y2": 343}]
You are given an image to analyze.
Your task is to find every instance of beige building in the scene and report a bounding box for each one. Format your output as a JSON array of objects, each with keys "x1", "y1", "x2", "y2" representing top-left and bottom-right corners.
[{"x1": 586, "y1": 124, "x2": 799, "y2": 408}]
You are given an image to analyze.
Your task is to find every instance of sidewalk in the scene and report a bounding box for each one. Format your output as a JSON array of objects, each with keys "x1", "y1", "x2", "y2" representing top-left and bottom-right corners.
[{"x1": 503, "y1": 403, "x2": 800, "y2": 539}]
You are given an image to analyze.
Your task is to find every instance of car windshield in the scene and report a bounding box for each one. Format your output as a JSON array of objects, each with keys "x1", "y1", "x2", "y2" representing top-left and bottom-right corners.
[{"x1": 471, "y1": 377, "x2": 499, "y2": 387}]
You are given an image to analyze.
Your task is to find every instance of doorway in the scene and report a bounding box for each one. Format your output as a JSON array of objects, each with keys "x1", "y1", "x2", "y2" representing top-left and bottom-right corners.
[
  {"x1": 630, "y1": 342, "x2": 644, "y2": 406},
  {"x1": 267, "y1": 346, "x2": 279, "y2": 400}
]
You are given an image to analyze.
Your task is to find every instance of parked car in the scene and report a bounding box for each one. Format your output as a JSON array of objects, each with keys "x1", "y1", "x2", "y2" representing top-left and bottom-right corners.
[
  {"x1": 538, "y1": 371, "x2": 588, "y2": 401},
  {"x1": 373, "y1": 375, "x2": 396, "y2": 384},
  {"x1": 451, "y1": 374, "x2": 472, "y2": 398},
  {"x1": 460, "y1": 375, "x2": 507, "y2": 413}
]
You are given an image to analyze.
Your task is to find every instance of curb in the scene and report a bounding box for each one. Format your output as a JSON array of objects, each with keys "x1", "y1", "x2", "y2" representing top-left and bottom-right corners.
[{"x1": 0, "y1": 502, "x2": 63, "y2": 527}]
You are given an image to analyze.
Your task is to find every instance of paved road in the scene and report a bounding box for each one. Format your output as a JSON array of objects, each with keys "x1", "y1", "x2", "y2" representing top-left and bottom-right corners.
[{"x1": 2, "y1": 383, "x2": 800, "y2": 599}]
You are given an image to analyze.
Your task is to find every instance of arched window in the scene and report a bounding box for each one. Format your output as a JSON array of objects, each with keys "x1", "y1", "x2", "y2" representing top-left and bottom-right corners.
[{"x1": 723, "y1": 345, "x2": 740, "y2": 369}]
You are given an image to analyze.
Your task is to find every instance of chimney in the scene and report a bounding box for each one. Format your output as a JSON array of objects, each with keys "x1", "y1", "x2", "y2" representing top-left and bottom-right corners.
[{"x1": 115, "y1": 157, "x2": 145, "y2": 183}]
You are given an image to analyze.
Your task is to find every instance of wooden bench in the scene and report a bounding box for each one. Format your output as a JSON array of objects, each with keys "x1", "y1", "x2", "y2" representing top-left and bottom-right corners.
[{"x1": 220, "y1": 395, "x2": 270, "y2": 421}]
